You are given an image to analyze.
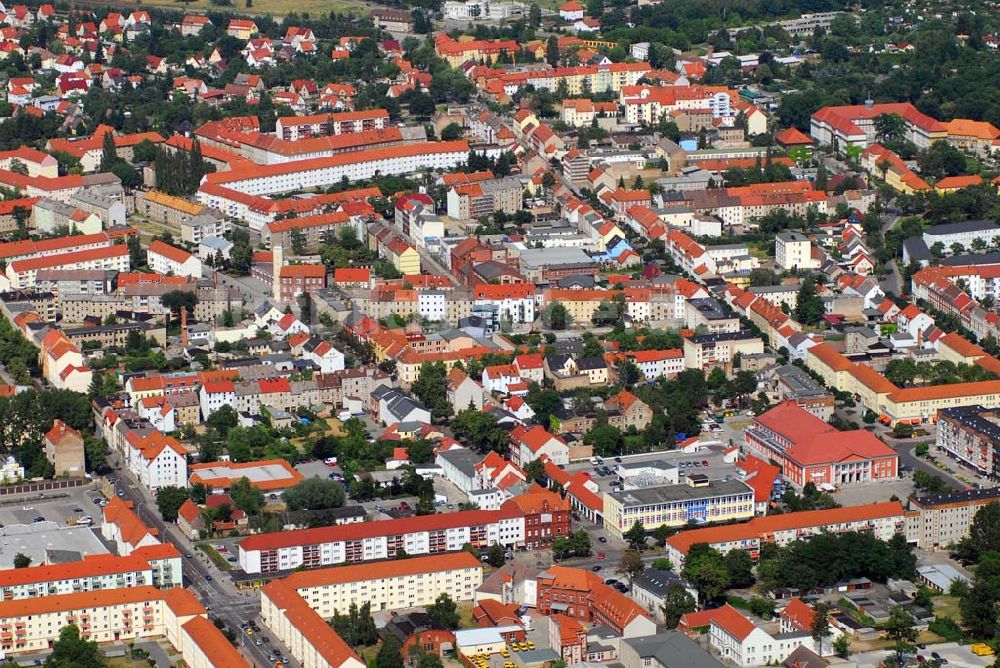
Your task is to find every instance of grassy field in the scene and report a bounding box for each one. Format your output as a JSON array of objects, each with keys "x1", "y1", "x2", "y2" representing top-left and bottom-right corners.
[
  {"x1": 107, "y1": 658, "x2": 152, "y2": 668},
  {"x1": 197, "y1": 542, "x2": 233, "y2": 571}
]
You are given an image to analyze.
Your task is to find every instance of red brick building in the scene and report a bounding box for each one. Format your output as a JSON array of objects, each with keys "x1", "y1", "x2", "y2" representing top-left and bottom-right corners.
[
  {"x1": 745, "y1": 401, "x2": 898, "y2": 487},
  {"x1": 535, "y1": 566, "x2": 655, "y2": 637},
  {"x1": 278, "y1": 263, "x2": 326, "y2": 301},
  {"x1": 502, "y1": 486, "x2": 571, "y2": 549}
]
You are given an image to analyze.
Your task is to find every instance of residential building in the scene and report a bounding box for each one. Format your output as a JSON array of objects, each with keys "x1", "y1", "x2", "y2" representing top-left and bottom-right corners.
[
  {"x1": 238, "y1": 493, "x2": 569, "y2": 574},
  {"x1": 775, "y1": 232, "x2": 820, "y2": 270},
  {"x1": 810, "y1": 102, "x2": 947, "y2": 151},
  {"x1": 620, "y1": 632, "x2": 723, "y2": 668},
  {"x1": 188, "y1": 459, "x2": 304, "y2": 493},
  {"x1": 935, "y1": 405, "x2": 1000, "y2": 479},
  {"x1": 42, "y1": 419, "x2": 84, "y2": 477},
  {"x1": 665, "y1": 501, "x2": 906, "y2": 566},
  {"x1": 630, "y1": 569, "x2": 699, "y2": 625},
  {"x1": 279, "y1": 552, "x2": 482, "y2": 615},
  {"x1": 707, "y1": 604, "x2": 810, "y2": 667},
  {"x1": 905, "y1": 487, "x2": 1000, "y2": 550},
  {"x1": 535, "y1": 566, "x2": 656, "y2": 638},
  {"x1": 683, "y1": 331, "x2": 764, "y2": 370}
]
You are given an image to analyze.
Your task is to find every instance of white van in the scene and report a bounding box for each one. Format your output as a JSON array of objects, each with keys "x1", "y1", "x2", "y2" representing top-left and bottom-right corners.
[{"x1": 324, "y1": 457, "x2": 338, "y2": 466}]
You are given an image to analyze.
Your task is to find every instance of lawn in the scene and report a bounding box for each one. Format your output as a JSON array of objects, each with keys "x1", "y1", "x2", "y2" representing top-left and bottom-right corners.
[
  {"x1": 107, "y1": 658, "x2": 153, "y2": 668},
  {"x1": 197, "y1": 542, "x2": 233, "y2": 571}
]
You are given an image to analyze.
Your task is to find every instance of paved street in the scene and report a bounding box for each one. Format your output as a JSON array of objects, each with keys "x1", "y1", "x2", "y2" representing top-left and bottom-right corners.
[{"x1": 112, "y1": 460, "x2": 292, "y2": 668}]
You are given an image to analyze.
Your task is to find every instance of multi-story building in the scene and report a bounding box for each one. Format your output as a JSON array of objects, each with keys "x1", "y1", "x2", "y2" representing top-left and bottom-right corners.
[
  {"x1": 280, "y1": 552, "x2": 482, "y2": 615},
  {"x1": 239, "y1": 492, "x2": 569, "y2": 574},
  {"x1": 261, "y1": 579, "x2": 366, "y2": 668},
  {"x1": 746, "y1": 401, "x2": 898, "y2": 487},
  {"x1": 707, "y1": 604, "x2": 810, "y2": 667},
  {"x1": 446, "y1": 177, "x2": 523, "y2": 221},
  {"x1": 665, "y1": 501, "x2": 906, "y2": 566},
  {"x1": 682, "y1": 331, "x2": 764, "y2": 370},
  {"x1": 4, "y1": 245, "x2": 130, "y2": 290},
  {"x1": 935, "y1": 405, "x2": 1000, "y2": 478},
  {"x1": 810, "y1": 102, "x2": 947, "y2": 151},
  {"x1": 905, "y1": 487, "x2": 1000, "y2": 550},
  {"x1": 0, "y1": 586, "x2": 245, "y2": 666},
  {"x1": 277, "y1": 264, "x2": 326, "y2": 302},
  {"x1": 684, "y1": 298, "x2": 740, "y2": 334},
  {"x1": 535, "y1": 566, "x2": 656, "y2": 638},
  {"x1": 775, "y1": 232, "x2": 820, "y2": 270},
  {"x1": 0, "y1": 549, "x2": 180, "y2": 600},
  {"x1": 274, "y1": 110, "x2": 389, "y2": 141},
  {"x1": 265, "y1": 212, "x2": 354, "y2": 252},
  {"x1": 146, "y1": 240, "x2": 202, "y2": 278},
  {"x1": 603, "y1": 478, "x2": 755, "y2": 539}
]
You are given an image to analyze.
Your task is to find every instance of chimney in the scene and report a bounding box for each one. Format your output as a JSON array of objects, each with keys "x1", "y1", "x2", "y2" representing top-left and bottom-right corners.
[
  {"x1": 272, "y1": 244, "x2": 283, "y2": 302},
  {"x1": 180, "y1": 308, "x2": 189, "y2": 349}
]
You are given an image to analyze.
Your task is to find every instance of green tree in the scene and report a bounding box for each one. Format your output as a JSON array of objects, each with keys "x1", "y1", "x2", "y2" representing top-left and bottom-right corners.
[
  {"x1": 100, "y1": 130, "x2": 117, "y2": 172},
  {"x1": 46, "y1": 625, "x2": 105, "y2": 668},
  {"x1": 681, "y1": 546, "x2": 730, "y2": 604},
  {"x1": 376, "y1": 635, "x2": 404, "y2": 668},
  {"x1": 960, "y1": 501, "x2": 1000, "y2": 560},
  {"x1": 584, "y1": 424, "x2": 624, "y2": 457},
  {"x1": 290, "y1": 228, "x2": 307, "y2": 256},
  {"x1": 723, "y1": 549, "x2": 755, "y2": 589},
  {"x1": 161, "y1": 290, "x2": 199, "y2": 318},
  {"x1": 617, "y1": 550, "x2": 645, "y2": 584},
  {"x1": 229, "y1": 477, "x2": 263, "y2": 514},
  {"x1": 229, "y1": 226, "x2": 253, "y2": 274},
  {"x1": 13, "y1": 553, "x2": 30, "y2": 568},
  {"x1": 833, "y1": 634, "x2": 851, "y2": 658},
  {"x1": 523, "y1": 458, "x2": 545, "y2": 483},
  {"x1": 283, "y1": 477, "x2": 346, "y2": 511},
  {"x1": 795, "y1": 277, "x2": 825, "y2": 326},
  {"x1": 882, "y1": 606, "x2": 917, "y2": 667},
  {"x1": 427, "y1": 593, "x2": 460, "y2": 630},
  {"x1": 486, "y1": 544, "x2": 505, "y2": 567},
  {"x1": 623, "y1": 520, "x2": 646, "y2": 549},
  {"x1": 545, "y1": 301, "x2": 568, "y2": 329},
  {"x1": 528, "y1": 3, "x2": 541, "y2": 26},
  {"x1": 810, "y1": 602, "x2": 832, "y2": 654},
  {"x1": 873, "y1": 113, "x2": 907, "y2": 144},
  {"x1": 661, "y1": 583, "x2": 696, "y2": 628},
  {"x1": 545, "y1": 36, "x2": 559, "y2": 67},
  {"x1": 155, "y1": 486, "x2": 190, "y2": 522},
  {"x1": 440, "y1": 123, "x2": 463, "y2": 141}
]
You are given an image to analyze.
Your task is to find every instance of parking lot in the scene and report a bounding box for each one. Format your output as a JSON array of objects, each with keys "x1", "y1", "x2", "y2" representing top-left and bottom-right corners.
[
  {"x1": 0, "y1": 483, "x2": 106, "y2": 530},
  {"x1": 565, "y1": 446, "x2": 740, "y2": 497}
]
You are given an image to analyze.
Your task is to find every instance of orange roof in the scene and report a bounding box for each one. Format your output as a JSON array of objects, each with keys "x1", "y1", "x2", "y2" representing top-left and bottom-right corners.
[
  {"x1": 667, "y1": 501, "x2": 905, "y2": 555},
  {"x1": 887, "y1": 380, "x2": 1000, "y2": 403},
  {"x1": 241, "y1": 506, "x2": 519, "y2": 552},
  {"x1": 266, "y1": 211, "x2": 350, "y2": 233},
  {"x1": 500, "y1": 485, "x2": 569, "y2": 515},
  {"x1": 188, "y1": 458, "x2": 304, "y2": 491},
  {"x1": 806, "y1": 342, "x2": 852, "y2": 372},
  {"x1": 333, "y1": 267, "x2": 371, "y2": 284},
  {"x1": 279, "y1": 263, "x2": 326, "y2": 279},
  {"x1": 9, "y1": 244, "x2": 128, "y2": 273},
  {"x1": 0, "y1": 585, "x2": 203, "y2": 619},
  {"x1": 938, "y1": 332, "x2": 986, "y2": 360},
  {"x1": 0, "y1": 552, "x2": 153, "y2": 588},
  {"x1": 103, "y1": 496, "x2": 158, "y2": 548},
  {"x1": 936, "y1": 175, "x2": 982, "y2": 190},
  {"x1": 182, "y1": 616, "x2": 251, "y2": 667},
  {"x1": 776, "y1": 127, "x2": 814, "y2": 145},
  {"x1": 780, "y1": 598, "x2": 816, "y2": 631},
  {"x1": 44, "y1": 419, "x2": 80, "y2": 445},
  {"x1": 706, "y1": 604, "x2": 757, "y2": 640},
  {"x1": 944, "y1": 118, "x2": 1000, "y2": 140},
  {"x1": 262, "y1": 580, "x2": 361, "y2": 668}
]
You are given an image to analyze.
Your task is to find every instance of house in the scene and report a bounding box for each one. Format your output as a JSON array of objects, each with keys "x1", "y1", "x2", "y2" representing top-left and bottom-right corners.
[
  {"x1": 43, "y1": 419, "x2": 84, "y2": 477},
  {"x1": 302, "y1": 337, "x2": 346, "y2": 373},
  {"x1": 706, "y1": 604, "x2": 811, "y2": 667},
  {"x1": 631, "y1": 569, "x2": 699, "y2": 625},
  {"x1": 227, "y1": 18, "x2": 258, "y2": 39},
  {"x1": 176, "y1": 498, "x2": 205, "y2": 540},
  {"x1": 447, "y1": 367, "x2": 487, "y2": 412},
  {"x1": 510, "y1": 425, "x2": 569, "y2": 467},
  {"x1": 604, "y1": 390, "x2": 652, "y2": 431},
  {"x1": 373, "y1": 386, "x2": 432, "y2": 425}
]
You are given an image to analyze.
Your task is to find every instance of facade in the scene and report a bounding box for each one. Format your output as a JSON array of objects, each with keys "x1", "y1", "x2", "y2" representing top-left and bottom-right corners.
[
  {"x1": 603, "y1": 479, "x2": 755, "y2": 539},
  {"x1": 535, "y1": 565, "x2": 656, "y2": 638},
  {"x1": 935, "y1": 405, "x2": 1000, "y2": 478},
  {"x1": 146, "y1": 240, "x2": 202, "y2": 278},
  {"x1": 620, "y1": 632, "x2": 724, "y2": 668},
  {"x1": 665, "y1": 501, "x2": 906, "y2": 566},
  {"x1": 775, "y1": 232, "x2": 820, "y2": 270},
  {"x1": 239, "y1": 494, "x2": 568, "y2": 574},
  {"x1": 905, "y1": 487, "x2": 1000, "y2": 550},
  {"x1": 280, "y1": 552, "x2": 483, "y2": 615},
  {"x1": 745, "y1": 401, "x2": 898, "y2": 487},
  {"x1": 708, "y1": 604, "x2": 810, "y2": 667},
  {"x1": 43, "y1": 419, "x2": 85, "y2": 477},
  {"x1": 683, "y1": 331, "x2": 764, "y2": 370}
]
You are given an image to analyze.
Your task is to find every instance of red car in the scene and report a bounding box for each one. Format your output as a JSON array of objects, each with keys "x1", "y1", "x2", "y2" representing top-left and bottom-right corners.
[
  {"x1": 597, "y1": 552, "x2": 606, "y2": 560},
  {"x1": 702, "y1": 460, "x2": 709, "y2": 466}
]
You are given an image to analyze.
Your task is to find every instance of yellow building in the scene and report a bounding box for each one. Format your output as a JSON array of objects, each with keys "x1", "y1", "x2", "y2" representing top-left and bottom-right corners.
[
  {"x1": 386, "y1": 238, "x2": 421, "y2": 275},
  {"x1": 603, "y1": 478, "x2": 755, "y2": 539},
  {"x1": 543, "y1": 289, "x2": 611, "y2": 327},
  {"x1": 0, "y1": 586, "x2": 246, "y2": 666},
  {"x1": 283, "y1": 552, "x2": 482, "y2": 616}
]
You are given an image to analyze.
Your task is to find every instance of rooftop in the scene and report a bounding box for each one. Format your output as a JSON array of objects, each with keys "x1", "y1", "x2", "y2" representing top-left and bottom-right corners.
[{"x1": 608, "y1": 479, "x2": 753, "y2": 508}]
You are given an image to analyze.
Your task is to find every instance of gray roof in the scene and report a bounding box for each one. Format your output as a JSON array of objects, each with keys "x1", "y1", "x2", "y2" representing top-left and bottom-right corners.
[
  {"x1": 519, "y1": 247, "x2": 596, "y2": 270},
  {"x1": 608, "y1": 479, "x2": 753, "y2": 508},
  {"x1": 923, "y1": 220, "x2": 998, "y2": 237},
  {"x1": 622, "y1": 632, "x2": 724, "y2": 668},
  {"x1": 902, "y1": 237, "x2": 931, "y2": 261},
  {"x1": 437, "y1": 448, "x2": 483, "y2": 478},
  {"x1": 199, "y1": 235, "x2": 232, "y2": 251},
  {"x1": 631, "y1": 568, "x2": 693, "y2": 597}
]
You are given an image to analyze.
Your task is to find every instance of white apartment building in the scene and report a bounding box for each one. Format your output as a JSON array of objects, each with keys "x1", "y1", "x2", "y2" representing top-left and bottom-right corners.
[
  {"x1": 709, "y1": 604, "x2": 810, "y2": 667},
  {"x1": 146, "y1": 240, "x2": 203, "y2": 278},
  {"x1": 4, "y1": 244, "x2": 129, "y2": 290},
  {"x1": 284, "y1": 552, "x2": 483, "y2": 615},
  {"x1": 239, "y1": 507, "x2": 534, "y2": 574},
  {"x1": 775, "y1": 232, "x2": 820, "y2": 270}
]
